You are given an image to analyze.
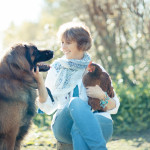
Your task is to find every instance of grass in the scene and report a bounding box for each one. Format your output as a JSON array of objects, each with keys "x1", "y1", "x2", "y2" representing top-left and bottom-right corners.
[{"x1": 21, "y1": 124, "x2": 150, "y2": 150}]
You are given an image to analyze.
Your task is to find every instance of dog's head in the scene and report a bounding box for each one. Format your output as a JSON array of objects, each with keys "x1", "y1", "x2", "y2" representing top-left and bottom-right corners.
[
  {"x1": 6, "y1": 43, "x2": 53, "y2": 73},
  {"x1": 3, "y1": 43, "x2": 54, "y2": 88},
  {"x1": 24, "y1": 44, "x2": 53, "y2": 72}
]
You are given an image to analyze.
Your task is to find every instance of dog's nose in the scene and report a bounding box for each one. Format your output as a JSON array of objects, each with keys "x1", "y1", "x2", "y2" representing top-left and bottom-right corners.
[{"x1": 46, "y1": 51, "x2": 53, "y2": 55}]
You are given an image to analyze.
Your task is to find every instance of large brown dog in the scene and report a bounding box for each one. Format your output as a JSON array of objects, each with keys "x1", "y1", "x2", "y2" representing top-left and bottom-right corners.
[{"x1": 0, "y1": 43, "x2": 53, "y2": 150}]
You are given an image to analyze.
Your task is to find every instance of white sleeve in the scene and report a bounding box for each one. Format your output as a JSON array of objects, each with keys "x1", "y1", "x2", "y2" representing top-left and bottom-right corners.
[{"x1": 36, "y1": 96, "x2": 58, "y2": 115}]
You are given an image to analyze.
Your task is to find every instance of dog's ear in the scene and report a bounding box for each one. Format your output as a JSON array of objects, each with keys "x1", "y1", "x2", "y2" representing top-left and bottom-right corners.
[
  {"x1": 24, "y1": 45, "x2": 30, "y2": 61},
  {"x1": 24, "y1": 44, "x2": 34, "y2": 70}
]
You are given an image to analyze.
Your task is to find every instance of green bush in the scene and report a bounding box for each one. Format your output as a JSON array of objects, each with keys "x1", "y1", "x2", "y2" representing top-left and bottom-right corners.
[{"x1": 112, "y1": 82, "x2": 150, "y2": 133}]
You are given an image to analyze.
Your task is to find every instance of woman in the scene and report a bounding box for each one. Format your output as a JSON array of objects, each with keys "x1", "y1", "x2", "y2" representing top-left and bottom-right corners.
[{"x1": 33, "y1": 22, "x2": 120, "y2": 150}]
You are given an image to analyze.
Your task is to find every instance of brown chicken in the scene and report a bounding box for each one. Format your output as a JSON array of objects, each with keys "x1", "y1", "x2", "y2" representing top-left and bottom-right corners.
[{"x1": 82, "y1": 62, "x2": 114, "y2": 111}]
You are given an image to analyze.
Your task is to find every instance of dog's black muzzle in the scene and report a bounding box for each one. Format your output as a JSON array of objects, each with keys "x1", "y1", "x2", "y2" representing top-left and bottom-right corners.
[
  {"x1": 33, "y1": 50, "x2": 54, "y2": 64},
  {"x1": 33, "y1": 50, "x2": 54, "y2": 72}
]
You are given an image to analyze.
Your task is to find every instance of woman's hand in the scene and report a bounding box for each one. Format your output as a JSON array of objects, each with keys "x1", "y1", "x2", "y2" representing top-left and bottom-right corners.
[
  {"x1": 86, "y1": 85, "x2": 106, "y2": 100},
  {"x1": 32, "y1": 66, "x2": 48, "y2": 103},
  {"x1": 32, "y1": 67, "x2": 44, "y2": 85}
]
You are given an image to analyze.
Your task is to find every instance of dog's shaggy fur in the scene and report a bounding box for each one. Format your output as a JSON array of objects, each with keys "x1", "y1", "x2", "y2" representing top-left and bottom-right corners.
[
  {"x1": 83, "y1": 62, "x2": 114, "y2": 111},
  {"x1": 0, "y1": 43, "x2": 53, "y2": 150}
]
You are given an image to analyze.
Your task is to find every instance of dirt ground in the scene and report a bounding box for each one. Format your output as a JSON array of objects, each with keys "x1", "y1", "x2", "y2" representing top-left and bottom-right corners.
[{"x1": 22, "y1": 125, "x2": 150, "y2": 150}]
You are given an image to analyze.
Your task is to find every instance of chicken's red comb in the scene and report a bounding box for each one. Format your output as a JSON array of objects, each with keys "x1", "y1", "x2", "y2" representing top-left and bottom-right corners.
[{"x1": 88, "y1": 61, "x2": 92, "y2": 68}]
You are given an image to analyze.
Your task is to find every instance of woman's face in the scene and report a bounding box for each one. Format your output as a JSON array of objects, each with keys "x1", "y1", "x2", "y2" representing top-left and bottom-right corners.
[{"x1": 61, "y1": 38, "x2": 84, "y2": 60}]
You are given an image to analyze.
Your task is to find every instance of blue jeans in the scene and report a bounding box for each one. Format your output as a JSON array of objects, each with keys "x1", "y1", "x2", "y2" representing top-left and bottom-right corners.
[{"x1": 52, "y1": 98, "x2": 113, "y2": 150}]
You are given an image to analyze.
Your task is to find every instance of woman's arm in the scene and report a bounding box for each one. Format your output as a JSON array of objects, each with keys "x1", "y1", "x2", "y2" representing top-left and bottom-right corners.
[
  {"x1": 86, "y1": 85, "x2": 116, "y2": 110},
  {"x1": 32, "y1": 67, "x2": 48, "y2": 103},
  {"x1": 105, "y1": 98, "x2": 116, "y2": 110},
  {"x1": 32, "y1": 67, "x2": 58, "y2": 115}
]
